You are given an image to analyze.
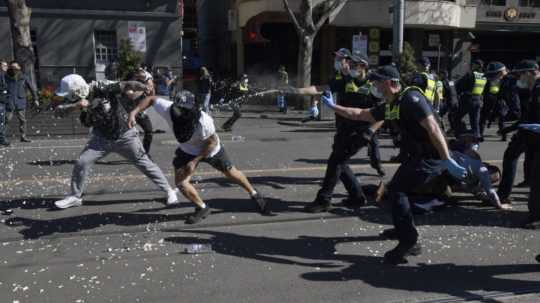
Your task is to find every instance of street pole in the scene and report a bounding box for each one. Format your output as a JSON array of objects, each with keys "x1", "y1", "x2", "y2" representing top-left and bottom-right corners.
[
  {"x1": 178, "y1": 0, "x2": 184, "y2": 90},
  {"x1": 392, "y1": 0, "x2": 404, "y2": 64}
]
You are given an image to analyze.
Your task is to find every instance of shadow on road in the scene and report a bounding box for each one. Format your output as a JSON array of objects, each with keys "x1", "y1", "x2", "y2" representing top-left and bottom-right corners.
[{"x1": 166, "y1": 230, "x2": 540, "y2": 301}]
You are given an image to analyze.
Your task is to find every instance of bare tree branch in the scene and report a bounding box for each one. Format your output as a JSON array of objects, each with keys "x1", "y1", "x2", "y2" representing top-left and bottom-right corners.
[
  {"x1": 314, "y1": 0, "x2": 348, "y2": 31},
  {"x1": 282, "y1": 0, "x2": 303, "y2": 35}
]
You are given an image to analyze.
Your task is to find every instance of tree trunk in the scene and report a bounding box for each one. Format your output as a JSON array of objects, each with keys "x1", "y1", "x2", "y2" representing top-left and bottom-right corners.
[
  {"x1": 297, "y1": 35, "x2": 314, "y2": 108},
  {"x1": 7, "y1": 0, "x2": 37, "y2": 89}
]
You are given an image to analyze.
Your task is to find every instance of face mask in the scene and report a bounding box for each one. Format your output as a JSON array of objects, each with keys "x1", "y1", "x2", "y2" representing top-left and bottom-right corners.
[
  {"x1": 516, "y1": 79, "x2": 528, "y2": 89},
  {"x1": 370, "y1": 85, "x2": 383, "y2": 99},
  {"x1": 350, "y1": 70, "x2": 359, "y2": 78},
  {"x1": 243, "y1": 79, "x2": 248, "y2": 84},
  {"x1": 334, "y1": 61, "x2": 342, "y2": 72}
]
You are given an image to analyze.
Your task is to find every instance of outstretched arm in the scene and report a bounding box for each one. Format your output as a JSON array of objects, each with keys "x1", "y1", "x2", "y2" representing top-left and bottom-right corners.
[{"x1": 128, "y1": 95, "x2": 157, "y2": 128}]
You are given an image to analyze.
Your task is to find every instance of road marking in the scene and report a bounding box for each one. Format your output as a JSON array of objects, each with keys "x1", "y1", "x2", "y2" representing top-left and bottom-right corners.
[{"x1": 0, "y1": 159, "x2": 506, "y2": 187}]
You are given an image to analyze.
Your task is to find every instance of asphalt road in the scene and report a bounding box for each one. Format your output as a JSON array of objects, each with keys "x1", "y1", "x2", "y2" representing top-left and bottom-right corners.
[{"x1": 0, "y1": 109, "x2": 538, "y2": 303}]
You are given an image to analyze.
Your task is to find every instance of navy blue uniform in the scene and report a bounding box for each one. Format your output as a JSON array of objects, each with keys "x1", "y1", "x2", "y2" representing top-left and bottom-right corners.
[
  {"x1": 0, "y1": 71, "x2": 8, "y2": 144},
  {"x1": 371, "y1": 88, "x2": 446, "y2": 251},
  {"x1": 455, "y1": 72, "x2": 484, "y2": 138}
]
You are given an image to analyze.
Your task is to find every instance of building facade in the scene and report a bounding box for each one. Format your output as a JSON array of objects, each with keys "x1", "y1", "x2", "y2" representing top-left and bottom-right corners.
[{"x1": 0, "y1": 0, "x2": 196, "y2": 87}]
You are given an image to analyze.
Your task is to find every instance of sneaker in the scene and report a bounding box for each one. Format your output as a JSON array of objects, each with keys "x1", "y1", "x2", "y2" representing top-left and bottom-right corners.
[
  {"x1": 20, "y1": 136, "x2": 32, "y2": 143},
  {"x1": 166, "y1": 188, "x2": 180, "y2": 206},
  {"x1": 341, "y1": 196, "x2": 367, "y2": 209},
  {"x1": 375, "y1": 167, "x2": 386, "y2": 177},
  {"x1": 304, "y1": 200, "x2": 330, "y2": 213},
  {"x1": 251, "y1": 192, "x2": 268, "y2": 214},
  {"x1": 523, "y1": 220, "x2": 540, "y2": 230},
  {"x1": 536, "y1": 254, "x2": 540, "y2": 263},
  {"x1": 500, "y1": 197, "x2": 512, "y2": 205},
  {"x1": 0, "y1": 140, "x2": 10, "y2": 147},
  {"x1": 185, "y1": 207, "x2": 211, "y2": 224},
  {"x1": 54, "y1": 196, "x2": 83, "y2": 209}
]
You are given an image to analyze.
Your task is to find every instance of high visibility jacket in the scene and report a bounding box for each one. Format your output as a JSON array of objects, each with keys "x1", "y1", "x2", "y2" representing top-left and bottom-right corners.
[
  {"x1": 239, "y1": 83, "x2": 249, "y2": 92},
  {"x1": 472, "y1": 72, "x2": 487, "y2": 96},
  {"x1": 422, "y1": 72, "x2": 437, "y2": 102},
  {"x1": 436, "y1": 80, "x2": 444, "y2": 101},
  {"x1": 385, "y1": 86, "x2": 424, "y2": 120},
  {"x1": 488, "y1": 82, "x2": 500, "y2": 95}
]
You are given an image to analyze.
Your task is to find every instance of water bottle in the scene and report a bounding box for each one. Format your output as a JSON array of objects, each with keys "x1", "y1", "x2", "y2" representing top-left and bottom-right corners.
[{"x1": 183, "y1": 243, "x2": 212, "y2": 254}]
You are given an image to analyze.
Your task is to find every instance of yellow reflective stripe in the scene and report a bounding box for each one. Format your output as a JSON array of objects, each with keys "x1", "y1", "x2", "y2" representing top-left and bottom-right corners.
[
  {"x1": 422, "y1": 73, "x2": 436, "y2": 102},
  {"x1": 472, "y1": 72, "x2": 487, "y2": 96},
  {"x1": 385, "y1": 103, "x2": 400, "y2": 120},
  {"x1": 336, "y1": 72, "x2": 342, "y2": 80},
  {"x1": 436, "y1": 81, "x2": 444, "y2": 100},
  {"x1": 489, "y1": 84, "x2": 500, "y2": 94},
  {"x1": 239, "y1": 83, "x2": 249, "y2": 92},
  {"x1": 345, "y1": 80, "x2": 360, "y2": 93}
]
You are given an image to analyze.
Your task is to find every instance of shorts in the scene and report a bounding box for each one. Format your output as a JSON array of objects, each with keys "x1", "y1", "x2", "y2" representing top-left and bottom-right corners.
[{"x1": 173, "y1": 145, "x2": 233, "y2": 172}]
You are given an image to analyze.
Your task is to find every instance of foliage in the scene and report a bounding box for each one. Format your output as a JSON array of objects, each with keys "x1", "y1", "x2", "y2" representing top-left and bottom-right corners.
[
  {"x1": 399, "y1": 41, "x2": 420, "y2": 84},
  {"x1": 117, "y1": 39, "x2": 144, "y2": 80}
]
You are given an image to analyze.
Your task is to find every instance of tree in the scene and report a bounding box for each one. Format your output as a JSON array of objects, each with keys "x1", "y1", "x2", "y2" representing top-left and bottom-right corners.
[
  {"x1": 117, "y1": 39, "x2": 143, "y2": 80},
  {"x1": 6, "y1": 0, "x2": 37, "y2": 88},
  {"x1": 282, "y1": 0, "x2": 348, "y2": 89},
  {"x1": 399, "y1": 41, "x2": 419, "y2": 85}
]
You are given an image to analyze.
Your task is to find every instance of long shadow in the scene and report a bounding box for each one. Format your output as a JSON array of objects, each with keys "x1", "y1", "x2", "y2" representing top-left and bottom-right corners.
[
  {"x1": 166, "y1": 230, "x2": 540, "y2": 300},
  {"x1": 295, "y1": 158, "x2": 373, "y2": 166},
  {"x1": 197, "y1": 175, "x2": 324, "y2": 189},
  {"x1": 28, "y1": 159, "x2": 135, "y2": 167},
  {"x1": 6, "y1": 212, "x2": 188, "y2": 239},
  {"x1": 0, "y1": 196, "x2": 169, "y2": 211}
]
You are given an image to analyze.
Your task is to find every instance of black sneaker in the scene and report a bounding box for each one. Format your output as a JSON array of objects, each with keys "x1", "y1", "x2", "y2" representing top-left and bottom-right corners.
[
  {"x1": 375, "y1": 167, "x2": 386, "y2": 177},
  {"x1": 523, "y1": 220, "x2": 540, "y2": 230},
  {"x1": 383, "y1": 243, "x2": 422, "y2": 265},
  {"x1": 251, "y1": 192, "x2": 269, "y2": 214},
  {"x1": 516, "y1": 181, "x2": 529, "y2": 188},
  {"x1": 0, "y1": 141, "x2": 10, "y2": 147},
  {"x1": 536, "y1": 254, "x2": 540, "y2": 263},
  {"x1": 341, "y1": 196, "x2": 367, "y2": 209},
  {"x1": 380, "y1": 228, "x2": 398, "y2": 240},
  {"x1": 20, "y1": 136, "x2": 32, "y2": 143},
  {"x1": 185, "y1": 207, "x2": 211, "y2": 224},
  {"x1": 304, "y1": 200, "x2": 331, "y2": 213}
]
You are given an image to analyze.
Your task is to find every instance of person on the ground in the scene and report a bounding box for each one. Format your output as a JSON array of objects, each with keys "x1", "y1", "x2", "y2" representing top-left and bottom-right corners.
[
  {"x1": 497, "y1": 60, "x2": 539, "y2": 207},
  {"x1": 52, "y1": 74, "x2": 178, "y2": 209},
  {"x1": 5, "y1": 61, "x2": 39, "y2": 143},
  {"x1": 454, "y1": 59, "x2": 487, "y2": 139},
  {"x1": 276, "y1": 65, "x2": 289, "y2": 113},
  {"x1": 0, "y1": 59, "x2": 9, "y2": 147},
  {"x1": 197, "y1": 66, "x2": 213, "y2": 114},
  {"x1": 128, "y1": 90, "x2": 269, "y2": 224},
  {"x1": 221, "y1": 74, "x2": 249, "y2": 132},
  {"x1": 320, "y1": 65, "x2": 467, "y2": 265}
]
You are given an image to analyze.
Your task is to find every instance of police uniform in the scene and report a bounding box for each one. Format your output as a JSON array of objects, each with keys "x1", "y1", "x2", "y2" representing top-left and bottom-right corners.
[
  {"x1": 0, "y1": 71, "x2": 9, "y2": 146},
  {"x1": 455, "y1": 68, "x2": 487, "y2": 138},
  {"x1": 222, "y1": 77, "x2": 249, "y2": 131},
  {"x1": 438, "y1": 75, "x2": 460, "y2": 132}
]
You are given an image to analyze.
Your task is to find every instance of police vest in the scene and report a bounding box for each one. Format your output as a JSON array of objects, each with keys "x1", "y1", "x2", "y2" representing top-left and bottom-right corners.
[
  {"x1": 335, "y1": 72, "x2": 343, "y2": 81},
  {"x1": 421, "y1": 72, "x2": 437, "y2": 103},
  {"x1": 239, "y1": 83, "x2": 249, "y2": 92},
  {"x1": 472, "y1": 72, "x2": 487, "y2": 96},
  {"x1": 488, "y1": 82, "x2": 500, "y2": 95},
  {"x1": 436, "y1": 80, "x2": 444, "y2": 101}
]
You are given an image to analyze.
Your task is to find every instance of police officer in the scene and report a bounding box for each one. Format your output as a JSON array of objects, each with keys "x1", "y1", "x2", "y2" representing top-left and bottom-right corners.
[
  {"x1": 480, "y1": 61, "x2": 508, "y2": 141},
  {"x1": 5, "y1": 61, "x2": 39, "y2": 143},
  {"x1": 497, "y1": 60, "x2": 539, "y2": 207},
  {"x1": 411, "y1": 57, "x2": 438, "y2": 104},
  {"x1": 52, "y1": 74, "x2": 179, "y2": 209},
  {"x1": 0, "y1": 60, "x2": 9, "y2": 147},
  {"x1": 517, "y1": 123, "x2": 540, "y2": 229},
  {"x1": 321, "y1": 65, "x2": 467, "y2": 264},
  {"x1": 455, "y1": 59, "x2": 487, "y2": 139},
  {"x1": 222, "y1": 74, "x2": 249, "y2": 131},
  {"x1": 438, "y1": 70, "x2": 460, "y2": 134}
]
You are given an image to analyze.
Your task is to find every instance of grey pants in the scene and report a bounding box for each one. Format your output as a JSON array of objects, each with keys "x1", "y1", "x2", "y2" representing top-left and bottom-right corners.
[
  {"x1": 70, "y1": 128, "x2": 172, "y2": 198},
  {"x1": 6, "y1": 109, "x2": 27, "y2": 137}
]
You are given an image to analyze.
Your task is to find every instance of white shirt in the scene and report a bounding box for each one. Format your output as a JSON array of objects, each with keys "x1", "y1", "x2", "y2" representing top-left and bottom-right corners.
[{"x1": 153, "y1": 98, "x2": 221, "y2": 157}]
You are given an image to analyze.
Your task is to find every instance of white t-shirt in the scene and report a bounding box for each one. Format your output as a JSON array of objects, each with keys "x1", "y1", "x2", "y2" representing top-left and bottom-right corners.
[{"x1": 153, "y1": 98, "x2": 221, "y2": 157}]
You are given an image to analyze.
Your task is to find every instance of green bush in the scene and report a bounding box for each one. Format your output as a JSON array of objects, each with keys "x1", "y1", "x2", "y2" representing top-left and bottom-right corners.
[
  {"x1": 117, "y1": 39, "x2": 143, "y2": 80},
  {"x1": 399, "y1": 41, "x2": 420, "y2": 85}
]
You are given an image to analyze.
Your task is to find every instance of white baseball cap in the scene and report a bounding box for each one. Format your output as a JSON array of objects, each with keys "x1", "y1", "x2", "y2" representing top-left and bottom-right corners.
[{"x1": 56, "y1": 74, "x2": 90, "y2": 101}]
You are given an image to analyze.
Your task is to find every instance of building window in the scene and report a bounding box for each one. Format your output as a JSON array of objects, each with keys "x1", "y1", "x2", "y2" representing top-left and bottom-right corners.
[
  {"x1": 520, "y1": 0, "x2": 540, "y2": 7},
  {"x1": 94, "y1": 31, "x2": 118, "y2": 64},
  {"x1": 482, "y1": 0, "x2": 506, "y2": 5}
]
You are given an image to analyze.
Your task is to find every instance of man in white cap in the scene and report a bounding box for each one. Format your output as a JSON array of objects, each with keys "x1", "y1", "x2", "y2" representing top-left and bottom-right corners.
[
  {"x1": 128, "y1": 90, "x2": 269, "y2": 224},
  {"x1": 53, "y1": 74, "x2": 179, "y2": 209}
]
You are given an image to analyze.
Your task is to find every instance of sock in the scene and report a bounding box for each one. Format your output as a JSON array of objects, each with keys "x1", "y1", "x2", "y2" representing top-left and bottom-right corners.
[
  {"x1": 199, "y1": 202, "x2": 207, "y2": 209},
  {"x1": 250, "y1": 190, "x2": 257, "y2": 197}
]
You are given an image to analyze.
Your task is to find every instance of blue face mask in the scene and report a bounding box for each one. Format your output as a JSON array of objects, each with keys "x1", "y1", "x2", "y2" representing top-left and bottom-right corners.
[{"x1": 334, "y1": 61, "x2": 342, "y2": 72}]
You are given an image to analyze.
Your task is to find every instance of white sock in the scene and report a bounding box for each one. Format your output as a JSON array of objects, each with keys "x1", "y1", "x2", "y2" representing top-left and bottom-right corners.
[
  {"x1": 199, "y1": 203, "x2": 207, "y2": 209},
  {"x1": 250, "y1": 190, "x2": 257, "y2": 197}
]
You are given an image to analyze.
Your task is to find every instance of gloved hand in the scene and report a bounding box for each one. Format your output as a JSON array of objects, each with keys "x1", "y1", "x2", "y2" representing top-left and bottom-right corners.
[
  {"x1": 443, "y1": 158, "x2": 467, "y2": 180},
  {"x1": 321, "y1": 90, "x2": 336, "y2": 109},
  {"x1": 518, "y1": 123, "x2": 540, "y2": 134}
]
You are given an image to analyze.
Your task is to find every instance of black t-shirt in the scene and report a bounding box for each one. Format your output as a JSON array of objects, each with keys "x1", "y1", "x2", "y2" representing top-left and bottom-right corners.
[
  {"x1": 337, "y1": 77, "x2": 376, "y2": 133},
  {"x1": 528, "y1": 78, "x2": 540, "y2": 123},
  {"x1": 371, "y1": 88, "x2": 440, "y2": 159}
]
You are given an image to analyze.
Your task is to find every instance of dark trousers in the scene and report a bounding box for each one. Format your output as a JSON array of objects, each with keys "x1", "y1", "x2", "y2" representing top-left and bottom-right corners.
[
  {"x1": 136, "y1": 114, "x2": 153, "y2": 154},
  {"x1": 367, "y1": 133, "x2": 382, "y2": 169},
  {"x1": 386, "y1": 158, "x2": 446, "y2": 245},
  {"x1": 222, "y1": 103, "x2": 242, "y2": 130},
  {"x1": 6, "y1": 109, "x2": 27, "y2": 138},
  {"x1": 497, "y1": 130, "x2": 533, "y2": 199},
  {"x1": 480, "y1": 99, "x2": 505, "y2": 137},
  {"x1": 0, "y1": 103, "x2": 6, "y2": 143},
  {"x1": 455, "y1": 95, "x2": 482, "y2": 138},
  {"x1": 529, "y1": 140, "x2": 540, "y2": 221},
  {"x1": 316, "y1": 132, "x2": 368, "y2": 203}
]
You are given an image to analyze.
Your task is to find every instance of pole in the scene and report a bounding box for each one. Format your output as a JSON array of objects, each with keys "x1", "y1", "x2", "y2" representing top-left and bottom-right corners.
[
  {"x1": 392, "y1": 0, "x2": 404, "y2": 64},
  {"x1": 177, "y1": 0, "x2": 184, "y2": 90}
]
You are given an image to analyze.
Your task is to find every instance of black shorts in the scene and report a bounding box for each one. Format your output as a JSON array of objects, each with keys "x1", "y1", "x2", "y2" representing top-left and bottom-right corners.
[{"x1": 173, "y1": 145, "x2": 233, "y2": 172}]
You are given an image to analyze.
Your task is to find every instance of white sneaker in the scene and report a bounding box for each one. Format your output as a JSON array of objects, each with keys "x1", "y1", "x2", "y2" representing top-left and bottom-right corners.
[
  {"x1": 166, "y1": 188, "x2": 180, "y2": 206},
  {"x1": 54, "y1": 196, "x2": 83, "y2": 209}
]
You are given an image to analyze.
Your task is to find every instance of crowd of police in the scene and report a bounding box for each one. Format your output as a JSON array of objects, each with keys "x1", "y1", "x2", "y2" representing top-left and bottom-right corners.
[{"x1": 1, "y1": 45, "x2": 539, "y2": 265}]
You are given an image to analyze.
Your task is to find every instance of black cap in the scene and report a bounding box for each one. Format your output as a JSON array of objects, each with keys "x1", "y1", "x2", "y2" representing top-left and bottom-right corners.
[
  {"x1": 485, "y1": 61, "x2": 506, "y2": 75},
  {"x1": 367, "y1": 65, "x2": 400, "y2": 81},
  {"x1": 472, "y1": 59, "x2": 484, "y2": 68},
  {"x1": 334, "y1": 48, "x2": 352, "y2": 59},
  {"x1": 418, "y1": 57, "x2": 431, "y2": 67},
  {"x1": 513, "y1": 59, "x2": 539, "y2": 73},
  {"x1": 350, "y1": 54, "x2": 369, "y2": 67}
]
